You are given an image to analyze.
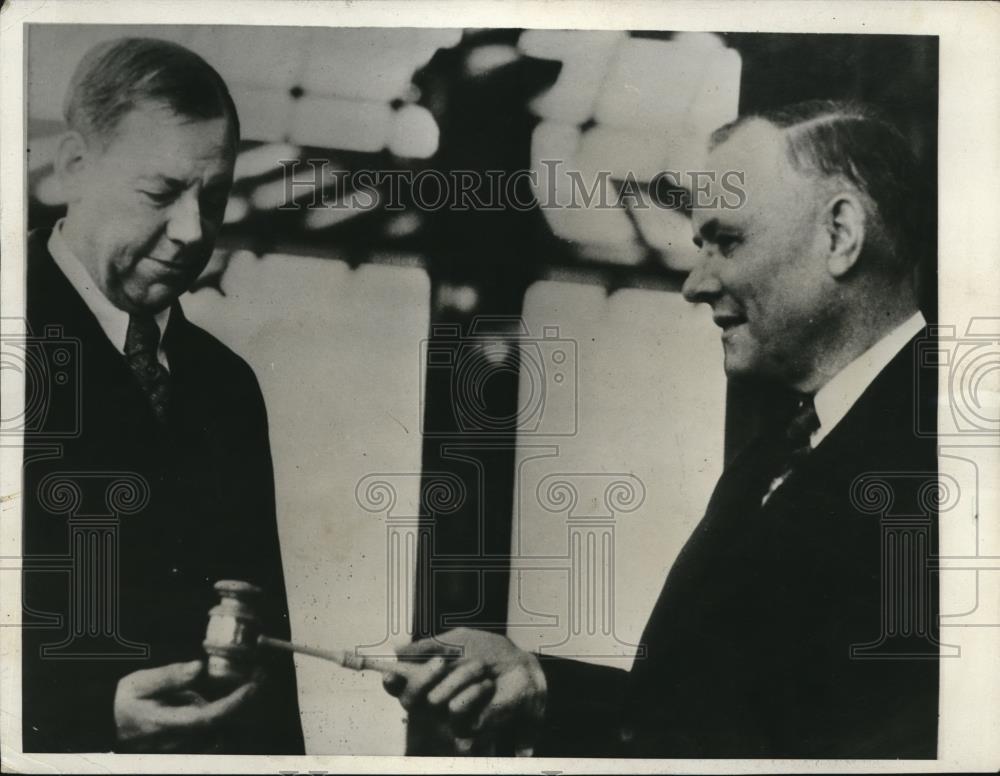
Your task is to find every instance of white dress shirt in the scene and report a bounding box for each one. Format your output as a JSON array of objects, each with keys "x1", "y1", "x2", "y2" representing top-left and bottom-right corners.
[
  {"x1": 810, "y1": 310, "x2": 926, "y2": 448},
  {"x1": 48, "y1": 219, "x2": 171, "y2": 370}
]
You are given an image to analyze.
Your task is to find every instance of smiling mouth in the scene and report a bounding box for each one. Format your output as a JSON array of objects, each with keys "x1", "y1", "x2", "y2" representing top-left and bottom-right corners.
[{"x1": 145, "y1": 256, "x2": 188, "y2": 273}]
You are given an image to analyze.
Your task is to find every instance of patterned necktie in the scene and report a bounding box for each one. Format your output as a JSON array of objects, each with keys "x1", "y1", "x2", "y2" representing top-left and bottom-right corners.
[
  {"x1": 125, "y1": 314, "x2": 170, "y2": 424},
  {"x1": 761, "y1": 393, "x2": 820, "y2": 506}
]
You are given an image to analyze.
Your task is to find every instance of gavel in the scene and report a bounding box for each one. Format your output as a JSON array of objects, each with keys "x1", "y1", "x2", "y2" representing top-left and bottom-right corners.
[
  {"x1": 202, "y1": 580, "x2": 409, "y2": 686},
  {"x1": 204, "y1": 581, "x2": 497, "y2": 755}
]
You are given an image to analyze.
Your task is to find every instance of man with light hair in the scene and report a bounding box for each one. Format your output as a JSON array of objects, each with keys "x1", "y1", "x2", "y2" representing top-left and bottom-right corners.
[
  {"x1": 386, "y1": 100, "x2": 939, "y2": 758},
  {"x1": 23, "y1": 37, "x2": 303, "y2": 753}
]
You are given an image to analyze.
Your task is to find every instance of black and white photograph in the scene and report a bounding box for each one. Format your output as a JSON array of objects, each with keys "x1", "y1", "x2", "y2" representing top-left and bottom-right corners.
[{"x1": 0, "y1": 0, "x2": 998, "y2": 772}]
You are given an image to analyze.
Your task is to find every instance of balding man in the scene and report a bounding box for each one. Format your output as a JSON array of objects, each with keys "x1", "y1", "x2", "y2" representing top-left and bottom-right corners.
[
  {"x1": 23, "y1": 38, "x2": 303, "y2": 753},
  {"x1": 386, "y1": 100, "x2": 939, "y2": 758}
]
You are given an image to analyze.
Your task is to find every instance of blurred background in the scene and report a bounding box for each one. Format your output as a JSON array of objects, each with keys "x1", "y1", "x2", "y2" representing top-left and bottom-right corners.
[{"x1": 26, "y1": 25, "x2": 938, "y2": 755}]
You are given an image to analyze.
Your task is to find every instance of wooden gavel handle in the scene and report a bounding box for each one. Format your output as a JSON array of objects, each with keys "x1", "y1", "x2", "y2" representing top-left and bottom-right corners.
[{"x1": 257, "y1": 634, "x2": 407, "y2": 676}]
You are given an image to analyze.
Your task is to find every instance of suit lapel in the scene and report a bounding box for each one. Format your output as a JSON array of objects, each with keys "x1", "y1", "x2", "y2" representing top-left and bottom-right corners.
[
  {"x1": 27, "y1": 229, "x2": 165, "y2": 437},
  {"x1": 758, "y1": 331, "x2": 927, "y2": 521}
]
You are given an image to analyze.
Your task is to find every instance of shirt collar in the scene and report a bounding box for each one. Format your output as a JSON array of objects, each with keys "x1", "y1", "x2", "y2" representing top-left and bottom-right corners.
[
  {"x1": 811, "y1": 310, "x2": 926, "y2": 448},
  {"x1": 47, "y1": 219, "x2": 170, "y2": 355}
]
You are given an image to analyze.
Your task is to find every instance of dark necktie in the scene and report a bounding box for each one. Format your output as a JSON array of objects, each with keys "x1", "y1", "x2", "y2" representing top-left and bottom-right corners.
[
  {"x1": 125, "y1": 314, "x2": 170, "y2": 424},
  {"x1": 761, "y1": 394, "x2": 820, "y2": 506}
]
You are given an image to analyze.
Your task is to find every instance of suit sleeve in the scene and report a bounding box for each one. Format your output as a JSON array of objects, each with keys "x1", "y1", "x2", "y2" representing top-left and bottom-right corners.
[
  {"x1": 21, "y1": 549, "x2": 122, "y2": 752},
  {"x1": 223, "y1": 368, "x2": 306, "y2": 754},
  {"x1": 532, "y1": 655, "x2": 628, "y2": 757}
]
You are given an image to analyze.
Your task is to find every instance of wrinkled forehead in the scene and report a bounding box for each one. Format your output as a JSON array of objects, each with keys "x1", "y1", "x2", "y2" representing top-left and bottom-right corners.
[{"x1": 101, "y1": 104, "x2": 236, "y2": 177}]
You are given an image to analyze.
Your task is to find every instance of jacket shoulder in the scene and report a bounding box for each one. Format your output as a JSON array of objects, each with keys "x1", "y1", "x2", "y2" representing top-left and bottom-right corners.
[
  {"x1": 834, "y1": 328, "x2": 936, "y2": 461},
  {"x1": 169, "y1": 313, "x2": 266, "y2": 412},
  {"x1": 177, "y1": 317, "x2": 259, "y2": 379}
]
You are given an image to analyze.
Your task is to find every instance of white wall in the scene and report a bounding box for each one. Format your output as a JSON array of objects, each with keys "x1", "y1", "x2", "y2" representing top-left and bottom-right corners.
[
  {"x1": 184, "y1": 252, "x2": 429, "y2": 754},
  {"x1": 508, "y1": 281, "x2": 726, "y2": 669}
]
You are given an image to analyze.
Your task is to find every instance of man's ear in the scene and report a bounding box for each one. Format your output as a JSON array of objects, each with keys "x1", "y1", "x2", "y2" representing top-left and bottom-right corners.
[
  {"x1": 52, "y1": 131, "x2": 91, "y2": 202},
  {"x1": 822, "y1": 192, "x2": 866, "y2": 278}
]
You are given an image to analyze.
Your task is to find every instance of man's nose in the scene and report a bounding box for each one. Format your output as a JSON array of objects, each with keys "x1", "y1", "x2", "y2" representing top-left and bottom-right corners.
[
  {"x1": 681, "y1": 256, "x2": 723, "y2": 304},
  {"x1": 166, "y1": 190, "x2": 204, "y2": 245}
]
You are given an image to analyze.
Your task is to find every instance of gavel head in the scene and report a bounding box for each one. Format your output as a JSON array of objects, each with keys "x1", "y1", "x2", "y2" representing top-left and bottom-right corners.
[{"x1": 203, "y1": 580, "x2": 263, "y2": 686}]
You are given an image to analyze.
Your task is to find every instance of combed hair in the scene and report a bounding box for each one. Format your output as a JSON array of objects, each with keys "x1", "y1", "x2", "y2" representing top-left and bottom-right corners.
[
  {"x1": 63, "y1": 37, "x2": 240, "y2": 146},
  {"x1": 711, "y1": 100, "x2": 923, "y2": 273}
]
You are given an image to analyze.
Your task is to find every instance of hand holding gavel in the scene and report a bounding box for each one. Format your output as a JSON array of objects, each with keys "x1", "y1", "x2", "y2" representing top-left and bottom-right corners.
[
  {"x1": 202, "y1": 581, "x2": 500, "y2": 753},
  {"x1": 202, "y1": 580, "x2": 470, "y2": 682}
]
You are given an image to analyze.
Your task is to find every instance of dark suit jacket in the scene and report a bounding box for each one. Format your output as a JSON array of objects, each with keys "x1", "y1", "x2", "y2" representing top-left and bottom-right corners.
[
  {"x1": 21, "y1": 229, "x2": 305, "y2": 753},
  {"x1": 536, "y1": 330, "x2": 939, "y2": 759}
]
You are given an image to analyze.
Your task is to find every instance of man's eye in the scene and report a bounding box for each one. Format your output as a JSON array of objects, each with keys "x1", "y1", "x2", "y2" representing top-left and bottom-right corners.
[
  {"x1": 140, "y1": 190, "x2": 176, "y2": 206},
  {"x1": 716, "y1": 235, "x2": 741, "y2": 257}
]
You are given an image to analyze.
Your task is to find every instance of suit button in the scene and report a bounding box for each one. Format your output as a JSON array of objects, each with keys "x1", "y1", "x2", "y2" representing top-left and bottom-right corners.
[{"x1": 618, "y1": 725, "x2": 635, "y2": 744}]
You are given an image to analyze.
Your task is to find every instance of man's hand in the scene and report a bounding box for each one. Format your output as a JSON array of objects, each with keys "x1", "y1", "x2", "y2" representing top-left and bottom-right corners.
[
  {"x1": 114, "y1": 660, "x2": 259, "y2": 752},
  {"x1": 385, "y1": 628, "x2": 547, "y2": 753}
]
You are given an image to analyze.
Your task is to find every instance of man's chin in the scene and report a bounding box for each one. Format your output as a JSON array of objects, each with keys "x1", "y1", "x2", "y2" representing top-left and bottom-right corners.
[
  {"x1": 722, "y1": 350, "x2": 791, "y2": 389},
  {"x1": 119, "y1": 280, "x2": 186, "y2": 315},
  {"x1": 722, "y1": 361, "x2": 749, "y2": 381},
  {"x1": 721, "y1": 347, "x2": 762, "y2": 383}
]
